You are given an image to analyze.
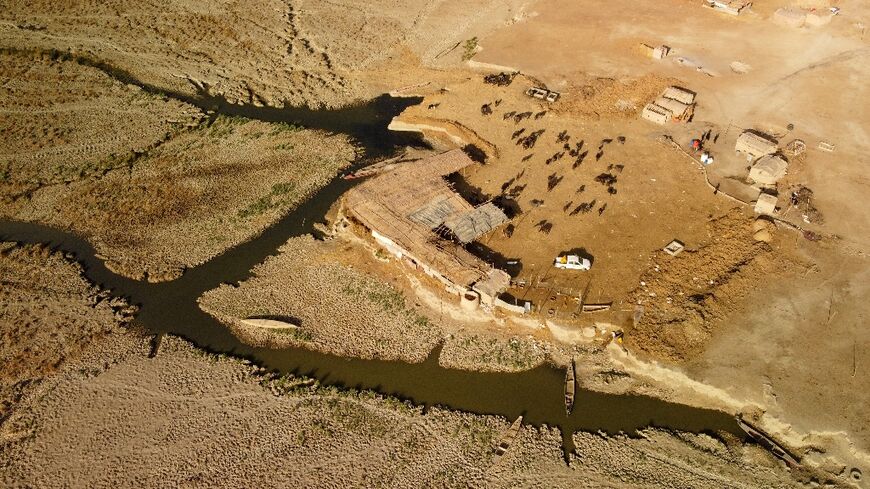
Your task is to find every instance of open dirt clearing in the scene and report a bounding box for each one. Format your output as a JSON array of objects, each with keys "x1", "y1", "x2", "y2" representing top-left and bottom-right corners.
[
  {"x1": 390, "y1": 73, "x2": 799, "y2": 355},
  {"x1": 459, "y1": 0, "x2": 870, "y2": 472}
]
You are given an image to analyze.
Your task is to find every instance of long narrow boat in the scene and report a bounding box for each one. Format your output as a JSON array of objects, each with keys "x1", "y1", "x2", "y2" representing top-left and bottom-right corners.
[
  {"x1": 341, "y1": 153, "x2": 406, "y2": 180},
  {"x1": 736, "y1": 415, "x2": 801, "y2": 466},
  {"x1": 493, "y1": 415, "x2": 524, "y2": 463},
  {"x1": 565, "y1": 358, "x2": 576, "y2": 415}
]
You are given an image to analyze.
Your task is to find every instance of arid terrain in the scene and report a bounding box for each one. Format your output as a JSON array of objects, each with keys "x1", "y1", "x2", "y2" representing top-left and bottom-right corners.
[
  {"x1": 0, "y1": 247, "x2": 804, "y2": 488},
  {"x1": 1, "y1": 0, "x2": 869, "y2": 487},
  {"x1": 0, "y1": 242, "x2": 134, "y2": 416},
  {"x1": 0, "y1": 49, "x2": 355, "y2": 280}
]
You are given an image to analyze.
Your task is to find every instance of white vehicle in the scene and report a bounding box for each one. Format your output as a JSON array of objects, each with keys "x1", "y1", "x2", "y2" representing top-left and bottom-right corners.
[{"x1": 554, "y1": 255, "x2": 591, "y2": 271}]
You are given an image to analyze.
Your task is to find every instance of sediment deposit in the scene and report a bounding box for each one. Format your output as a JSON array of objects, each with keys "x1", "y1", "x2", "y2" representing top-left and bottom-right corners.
[{"x1": 200, "y1": 235, "x2": 441, "y2": 363}]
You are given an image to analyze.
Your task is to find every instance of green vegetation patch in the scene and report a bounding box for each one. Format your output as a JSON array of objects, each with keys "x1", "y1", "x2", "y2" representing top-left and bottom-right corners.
[
  {"x1": 462, "y1": 37, "x2": 479, "y2": 61},
  {"x1": 238, "y1": 182, "x2": 298, "y2": 219}
]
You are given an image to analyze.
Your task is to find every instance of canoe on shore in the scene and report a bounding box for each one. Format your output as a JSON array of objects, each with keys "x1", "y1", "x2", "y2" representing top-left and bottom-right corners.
[
  {"x1": 239, "y1": 318, "x2": 299, "y2": 330},
  {"x1": 493, "y1": 415, "x2": 524, "y2": 463},
  {"x1": 565, "y1": 359, "x2": 576, "y2": 415}
]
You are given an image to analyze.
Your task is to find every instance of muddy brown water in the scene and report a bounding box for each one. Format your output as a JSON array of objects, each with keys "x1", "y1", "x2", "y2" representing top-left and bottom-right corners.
[{"x1": 0, "y1": 62, "x2": 741, "y2": 455}]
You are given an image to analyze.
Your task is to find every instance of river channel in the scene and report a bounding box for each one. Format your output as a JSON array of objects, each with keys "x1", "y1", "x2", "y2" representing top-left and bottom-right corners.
[{"x1": 0, "y1": 56, "x2": 741, "y2": 455}]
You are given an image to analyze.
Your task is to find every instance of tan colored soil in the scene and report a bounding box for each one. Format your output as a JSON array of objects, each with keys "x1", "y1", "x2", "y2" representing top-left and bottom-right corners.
[
  {"x1": 200, "y1": 233, "x2": 559, "y2": 372},
  {"x1": 465, "y1": 0, "x2": 870, "y2": 470},
  {"x1": 625, "y1": 210, "x2": 802, "y2": 362},
  {"x1": 0, "y1": 0, "x2": 532, "y2": 108},
  {"x1": 2, "y1": 0, "x2": 869, "y2": 483},
  {"x1": 393, "y1": 74, "x2": 739, "y2": 329},
  {"x1": 0, "y1": 50, "x2": 199, "y2": 205},
  {"x1": 200, "y1": 235, "x2": 441, "y2": 363}
]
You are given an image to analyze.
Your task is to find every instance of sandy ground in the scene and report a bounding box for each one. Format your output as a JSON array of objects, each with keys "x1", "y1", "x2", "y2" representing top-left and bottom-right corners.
[
  {"x1": 459, "y1": 0, "x2": 870, "y2": 473},
  {"x1": 390, "y1": 73, "x2": 799, "y2": 359}
]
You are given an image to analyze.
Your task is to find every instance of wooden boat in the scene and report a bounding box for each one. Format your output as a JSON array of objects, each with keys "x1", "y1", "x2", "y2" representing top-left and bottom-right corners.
[
  {"x1": 736, "y1": 415, "x2": 801, "y2": 466},
  {"x1": 493, "y1": 415, "x2": 523, "y2": 463},
  {"x1": 341, "y1": 153, "x2": 406, "y2": 180},
  {"x1": 565, "y1": 358, "x2": 576, "y2": 415}
]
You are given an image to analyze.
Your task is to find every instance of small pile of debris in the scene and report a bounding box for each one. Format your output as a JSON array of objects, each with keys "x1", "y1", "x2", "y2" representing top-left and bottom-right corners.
[
  {"x1": 704, "y1": 0, "x2": 751, "y2": 16},
  {"x1": 484, "y1": 72, "x2": 516, "y2": 86},
  {"x1": 790, "y1": 186, "x2": 824, "y2": 224}
]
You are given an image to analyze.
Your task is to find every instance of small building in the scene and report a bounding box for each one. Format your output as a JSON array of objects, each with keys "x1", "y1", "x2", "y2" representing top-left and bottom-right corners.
[
  {"x1": 774, "y1": 7, "x2": 807, "y2": 27},
  {"x1": 754, "y1": 193, "x2": 778, "y2": 215},
  {"x1": 441, "y1": 202, "x2": 508, "y2": 244},
  {"x1": 805, "y1": 9, "x2": 834, "y2": 26},
  {"x1": 654, "y1": 97, "x2": 693, "y2": 121},
  {"x1": 652, "y1": 45, "x2": 671, "y2": 59},
  {"x1": 749, "y1": 155, "x2": 788, "y2": 187},
  {"x1": 344, "y1": 149, "x2": 511, "y2": 304},
  {"x1": 662, "y1": 86, "x2": 696, "y2": 105},
  {"x1": 641, "y1": 103, "x2": 671, "y2": 125},
  {"x1": 736, "y1": 131, "x2": 778, "y2": 160},
  {"x1": 640, "y1": 86, "x2": 696, "y2": 125}
]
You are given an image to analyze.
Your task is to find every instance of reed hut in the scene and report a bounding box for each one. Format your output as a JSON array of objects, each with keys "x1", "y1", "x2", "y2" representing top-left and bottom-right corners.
[
  {"x1": 736, "y1": 131, "x2": 778, "y2": 160},
  {"x1": 344, "y1": 150, "x2": 510, "y2": 300}
]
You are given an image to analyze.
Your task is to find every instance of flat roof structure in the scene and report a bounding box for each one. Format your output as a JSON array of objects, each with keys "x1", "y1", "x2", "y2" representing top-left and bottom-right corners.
[
  {"x1": 749, "y1": 155, "x2": 788, "y2": 187},
  {"x1": 662, "y1": 86, "x2": 696, "y2": 105},
  {"x1": 641, "y1": 103, "x2": 671, "y2": 125},
  {"x1": 754, "y1": 192, "x2": 778, "y2": 215},
  {"x1": 736, "y1": 131, "x2": 778, "y2": 159},
  {"x1": 655, "y1": 97, "x2": 691, "y2": 117},
  {"x1": 442, "y1": 202, "x2": 508, "y2": 244}
]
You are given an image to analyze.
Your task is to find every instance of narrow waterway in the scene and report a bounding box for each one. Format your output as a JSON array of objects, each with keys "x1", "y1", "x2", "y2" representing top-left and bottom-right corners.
[
  {"x1": 0, "y1": 176, "x2": 740, "y2": 457},
  {"x1": 0, "y1": 50, "x2": 741, "y2": 455}
]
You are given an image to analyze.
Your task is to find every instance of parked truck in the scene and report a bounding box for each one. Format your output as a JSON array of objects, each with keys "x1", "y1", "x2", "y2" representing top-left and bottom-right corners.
[{"x1": 554, "y1": 255, "x2": 591, "y2": 271}]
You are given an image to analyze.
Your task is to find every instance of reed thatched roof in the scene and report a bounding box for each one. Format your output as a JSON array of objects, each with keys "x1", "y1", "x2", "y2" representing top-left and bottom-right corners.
[
  {"x1": 344, "y1": 150, "x2": 506, "y2": 288},
  {"x1": 442, "y1": 203, "x2": 508, "y2": 244}
]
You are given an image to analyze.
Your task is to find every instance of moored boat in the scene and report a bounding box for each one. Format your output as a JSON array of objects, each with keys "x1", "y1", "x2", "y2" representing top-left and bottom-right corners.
[
  {"x1": 493, "y1": 415, "x2": 524, "y2": 463},
  {"x1": 565, "y1": 358, "x2": 576, "y2": 415}
]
